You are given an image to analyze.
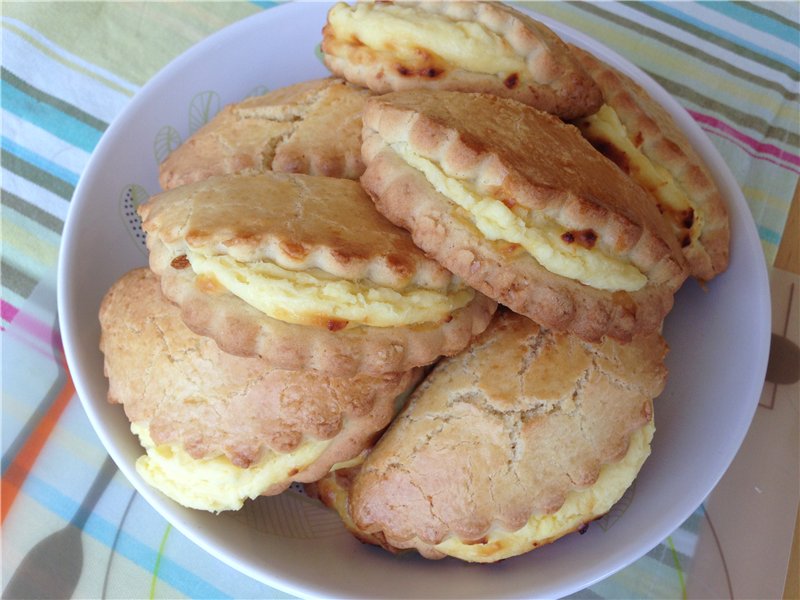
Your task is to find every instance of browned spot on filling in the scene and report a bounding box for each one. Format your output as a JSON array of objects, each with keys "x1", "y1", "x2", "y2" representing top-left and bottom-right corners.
[
  {"x1": 279, "y1": 240, "x2": 309, "y2": 260},
  {"x1": 196, "y1": 273, "x2": 225, "y2": 294},
  {"x1": 504, "y1": 72, "x2": 519, "y2": 89},
  {"x1": 578, "y1": 523, "x2": 590, "y2": 535},
  {"x1": 327, "y1": 319, "x2": 349, "y2": 332},
  {"x1": 441, "y1": 314, "x2": 454, "y2": 324},
  {"x1": 680, "y1": 208, "x2": 695, "y2": 229},
  {"x1": 288, "y1": 467, "x2": 300, "y2": 477},
  {"x1": 593, "y1": 140, "x2": 631, "y2": 174},
  {"x1": 464, "y1": 536, "x2": 490, "y2": 546},
  {"x1": 681, "y1": 234, "x2": 691, "y2": 248},
  {"x1": 501, "y1": 197, "x2": 517, "y2": 209},
  {"x1": 386, "y1": 252, "x2": 414, "y2": 280},
  {"x1": 633, "y1": 131, "x2": 644, "y2": 148},
  {"x1": 612, "y1": 290, "x2": 636, "y2": 314},
  {"x1": 396, "y1": 63, "x2": 443, "y2": 78},
  {"x1": 561, "y1": 229, "x2": 598, "y2": 249},
  {"x1": 171, "y1": 254, "x2": 190, "y2": 269},
  {"x1": 500, "y1": 242, "x2": 521, "y2": 256}
]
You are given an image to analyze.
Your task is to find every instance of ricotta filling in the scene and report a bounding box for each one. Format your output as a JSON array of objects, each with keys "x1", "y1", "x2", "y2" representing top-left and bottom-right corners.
[
  {"x1": 577, "y1": 104, "x2": 703, "y2": 246},
  {"x1": 392, "y1": 142, "x2": 647, "y2": 292},
  {"x1": 327, "y1": 2, "x2": 527, "y2": 77},
  {"x1": 184, "y1": 250, "x2": 475, "y2": 329},
  {"x1": 131, "y1": 422, "x2": 331, "y2": 513}
]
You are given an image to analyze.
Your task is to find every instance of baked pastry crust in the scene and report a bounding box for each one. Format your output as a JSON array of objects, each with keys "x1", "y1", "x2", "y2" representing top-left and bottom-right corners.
[
  {"x1": 570, "y1": 45, "x2": 730, "y2": 281},
  {"x1": 321, "y1": 1, "x2": 602, "y2": 120},
  {"x1": 348, "y1": 310, "x2": 667, "y2": 561},
  {"x1": 98, "y1": 268, "x2": 422, "y2": 496},
  {"x1": 360, "y1": 90, "x2": 688, "y2": 342},
  {"x1": 159, "y1": 78, "x2": 371, "y2": 190},
  {"x1": 139, "y1": 172, "x2": 496, "y2": 375}
]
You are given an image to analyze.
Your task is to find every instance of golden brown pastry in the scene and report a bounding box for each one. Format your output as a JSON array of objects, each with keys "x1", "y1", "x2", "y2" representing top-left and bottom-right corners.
[
  {"x1": 321, "y1": 1, "x2": 602, "y2": 120},
  {"x1": 360, "y1": 89, "x2": 688, "y2": 342},
  {"x1": 98, "y1": 268, "x2": 422, "y2": 512},
  {"x1": 570, "y1": 45, "x2": 730, "y2": 281},
  {"x1": 159, "y1": 78, "x2": 371, "y2": 189},
  {"x1": 138, "y1": 171, "x2": 496, "y2": 376},
  {"x1": 338, "y1": 310, "x2": 667, "y2": 561}
]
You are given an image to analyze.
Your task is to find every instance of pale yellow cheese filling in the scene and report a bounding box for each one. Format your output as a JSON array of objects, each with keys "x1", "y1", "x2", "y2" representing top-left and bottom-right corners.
[
  {"x1": 186, "y1": 250, "x2": 474, "y2": 328},
  {"x1": 327, "y1": 2, "x2": 527, "y2": 76},
  {"x1": 577, "y1": 104, "x2": 703, "y2": 244},
  {"x1": 392, "y1": 142, "x2": 647, "y2": 292},
  {"x1": 434, "y1": 419, "x2": 654, "y2": 562},
  {"x1": 131, "y1": 422, "x2": 331, "y2": 513}
]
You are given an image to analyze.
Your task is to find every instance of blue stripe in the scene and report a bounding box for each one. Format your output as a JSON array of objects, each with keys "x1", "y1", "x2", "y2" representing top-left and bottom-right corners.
[
  {"x1": 1, "y1": 80, "x2": 102, "y2": 153},
  {"x1": 757, "y1": 224, "x2": 782, "y2": 246},
  {"x1": 698, "y1": 1, "x2": 800, "y2": 45},
  {"x1": 647, "y1": 1, "x2": 800, "y2": 71},
  {"x1": 21, "y1": 474, "x2": 230, "y2": 599},
  {"x1": 1, "y1": 137, "x2": 80, "y2": 186},
  {"x1": 248, "y1": 1, "x2": 278, "y2": 9}
]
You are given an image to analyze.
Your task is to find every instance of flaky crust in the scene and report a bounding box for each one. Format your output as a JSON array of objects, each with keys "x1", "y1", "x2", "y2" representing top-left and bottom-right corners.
[
  {"x1": 98, "y1": 269, "x2": 423, "y2": 494},
  {"x1": 349, "y1": 310, "x2": 667, "y2": 559},
  {"x1": 361, "y1": 90, "x2": 688, "y2": 342},
  {"x1": 139, "y1": 172, "x2": 496, "y2": 376},
  {"x1": 159, "y1": 78, "x2": 371, "y2": 190},
  {"x1": 321, "y1": 1, "x2": 602, "y2": 120},
  {"x1": 569, "y1": 45, "x2": 730, "y2": 281}
]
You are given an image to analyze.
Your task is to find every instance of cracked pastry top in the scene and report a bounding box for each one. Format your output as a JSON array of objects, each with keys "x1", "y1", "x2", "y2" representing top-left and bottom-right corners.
[
  {"x1": 569, "y1": 45, "x2": 730, "y2": 282},
  {"x1": 321, "y1": 1, "x2": 602, "y2": 120},
  {"x1": 138, "y1": 171, "x2": 496, "y2": 376},
  {"x1": 98, "y1": 268, "x2": 422, "y2": 513},
  {"x1": 343, "y1": 310, "x2": 667, "y2": 562},
  {"x1": 360, "y1": 89, "x2": 689, "y2": 342},
  {"x1": 159, "y1": 78, "x2": 372, "y2": 190}
]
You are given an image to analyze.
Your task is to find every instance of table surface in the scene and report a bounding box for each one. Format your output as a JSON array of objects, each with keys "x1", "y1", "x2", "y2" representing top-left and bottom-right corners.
[{"x1": 2, "y1": 2, "x2": 799, "y2": 599}]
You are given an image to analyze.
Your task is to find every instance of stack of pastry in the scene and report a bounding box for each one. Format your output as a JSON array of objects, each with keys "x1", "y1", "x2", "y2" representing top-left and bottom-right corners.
[{"x1": 99, "y1": 0, "x2": 729, "y2": 561}]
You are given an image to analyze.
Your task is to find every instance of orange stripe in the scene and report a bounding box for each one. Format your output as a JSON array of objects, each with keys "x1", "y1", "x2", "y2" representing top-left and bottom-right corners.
[{"x1": 1, "y1": 365, "x2": 75, "y2": 523}]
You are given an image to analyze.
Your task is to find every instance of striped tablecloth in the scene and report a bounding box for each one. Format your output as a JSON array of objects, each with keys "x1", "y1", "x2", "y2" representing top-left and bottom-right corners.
[{"x1": 3, "y1": 2, "x2": 798, "y2": 598}]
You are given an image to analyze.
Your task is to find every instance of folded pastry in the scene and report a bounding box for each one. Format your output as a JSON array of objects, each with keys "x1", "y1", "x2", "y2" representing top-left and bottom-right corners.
[
  {"x1": 138, "y1": 171, "x2": 496, "y2": 376},
  {"x1": 98, "y1": 268, "x2": 423, "y2": 512},
  {"x1": 361, "y1": 90, "x2": 688, "y2": 342},
  {"x1": 569, "y1": 45, "x2": 730, "y2": 281},
  {"x1": 159, "y1": 78, "x2": 371, "y2": 190},
  {"x1": 321, "y1": 1, "x2": 602, "y2": 120},
  {"x1": 330, "y1": 310, "x2": 667, "y2": 562}
]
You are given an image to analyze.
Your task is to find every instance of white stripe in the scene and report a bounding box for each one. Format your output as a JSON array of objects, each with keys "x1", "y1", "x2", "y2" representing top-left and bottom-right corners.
[
  {"x1": 669, "y1": 524, "x2": 698, "y2": 557},
  {"x1": 3, "y1": 110, "x2": 91, "y2": 177},
  {"x1": 2, "y1": 169, "x2": 70, "y2": 222},
  {"x1": 663, "y1": 2, "x2": 799, "y2": 69},
  {"x1": 2, "y1": 24, "x2": 135, "y2": 124},
  {"x1": 605, "y1": 2, "x2": 797, "y2": 92},
  {"x1": 2, "y1": 17, "x2": 139, "y2": 95}
]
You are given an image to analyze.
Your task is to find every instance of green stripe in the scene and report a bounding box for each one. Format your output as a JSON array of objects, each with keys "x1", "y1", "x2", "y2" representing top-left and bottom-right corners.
[
  {"x1": 2, "y1": 67, "x2": 108, "y2": 132},
  {"x1": 1, "y1": 189, "x2": 64, "y2": 233},
  {"x1": 733, "y1": 1, "x2": 800, "y2": 33},
  {"x1": 1, "y1": 259, "x2": 37, "y2": 299},
  {"x1": 572, "y1": 1, "x2": 798, "y2": 102},
  {"x1": 149, "y1": 524, "x2": 172, "y2": 600},
  {"x1": 667, "y1": 536, "x2": 688, "y2": 600},
  {"x1": 626, "y1": 1, "x2": 799, "y2": 81},
  {"x1": 1, "y1": 150, "x2": 75, "y2": 200},
  {"x1": 648, "y1": 71, "x2": 800, "y2": 148}
]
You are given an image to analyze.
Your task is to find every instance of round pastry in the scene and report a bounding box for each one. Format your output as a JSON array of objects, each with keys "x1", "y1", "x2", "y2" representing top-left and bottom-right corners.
[
  {"x1": 138, "y1": 171, "x2": 496, "y2": 376},
  {"x1": 360, "y1": 89, "x2": 689, "y2": 342},
  {"x1": 338, "y1": 310, "x2": 668, "y2": 562},
  {"x1": 321, "y1": 1, "x2": 602, "y2": 120},
  {"x1": 569, "y1": 45, "x2": 730, "y2": 281},
  {"x1": 159, "y1": 77, "x2": 372, "y2": 190},
  {"x1": 98, "y1": 268, "x2": 423, "y2": 512}
]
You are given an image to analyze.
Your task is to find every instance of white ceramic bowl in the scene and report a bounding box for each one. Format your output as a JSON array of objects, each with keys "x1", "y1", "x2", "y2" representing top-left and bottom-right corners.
[{"x1": 57, "y1": 3, "x2": 770, "y2": 598}]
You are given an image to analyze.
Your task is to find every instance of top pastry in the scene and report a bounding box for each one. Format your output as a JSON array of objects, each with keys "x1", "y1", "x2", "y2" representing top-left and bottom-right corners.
[
  {"x1": 159, "y1": 78, "x2": 371, "y2": 190},
  {"x1": 569, "y1": 45, "x2": 730, "y2": 281},
  {"x1": 321, "y1": 1, "x2": 602, "y2": 120},
  {"x1": 139, "y1": 171, "x2": 495, "y2": 375},
  {"x1": 360, "y1": 90, "x2": 689, "y2": 342}
]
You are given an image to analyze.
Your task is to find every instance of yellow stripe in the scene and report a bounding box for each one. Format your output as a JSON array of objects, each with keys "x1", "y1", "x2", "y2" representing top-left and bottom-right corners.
[{"x1": 1, "y1": 21, "x2": 135, "y2": 97}]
